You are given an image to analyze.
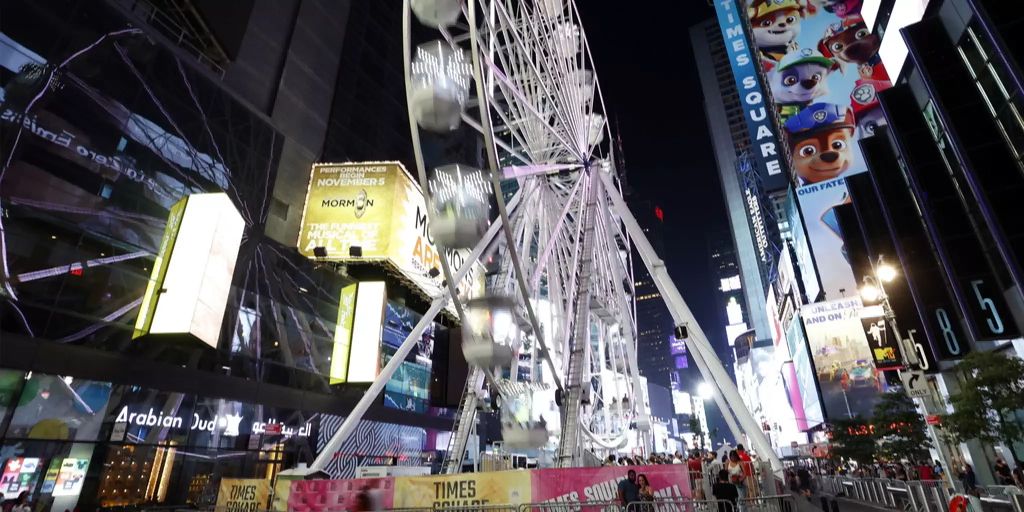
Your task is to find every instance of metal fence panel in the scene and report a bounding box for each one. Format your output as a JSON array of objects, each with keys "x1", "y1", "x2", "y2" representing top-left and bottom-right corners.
[
  {"x1": 739, "y1": 494, "x2": 797, "y2": 512},
  {"x1": 626, "y1": 499, "x2": 735, "y2": 512}
]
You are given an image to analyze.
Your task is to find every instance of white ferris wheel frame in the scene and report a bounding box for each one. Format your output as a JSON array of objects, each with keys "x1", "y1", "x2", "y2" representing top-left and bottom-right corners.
[{"x1": 302, "y1": 0, "x2": 783, "y2": 475}]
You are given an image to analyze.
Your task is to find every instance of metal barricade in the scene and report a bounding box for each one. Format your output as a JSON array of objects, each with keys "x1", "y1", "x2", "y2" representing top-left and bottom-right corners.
[
  {"x1": 739, "y1": 494, "x2": 797, "y2": 512},
  {"x1": 519, "y1": 501, "x2": 623, "y2": 512},
  {"x1": 977, "y1": 486, "x2": 1023, "y2": 512},
  {"x1": 626, "y1": 499, "x2": 735, "y2": 512}
]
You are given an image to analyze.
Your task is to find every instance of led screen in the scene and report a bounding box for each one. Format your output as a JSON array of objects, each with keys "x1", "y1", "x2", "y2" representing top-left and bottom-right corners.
[
  {"x1": 348, "y1": 282, "x2": 387, "y2": 383},
  {"x1": 787, "y1": 317, "x2": 824, "y2": 430},
  {"x1": 801, "y1": 298, "x2": 886, "y2": 420},
  {"x1": 380, "y1": 301, "x2": 438, "y2": 413}
]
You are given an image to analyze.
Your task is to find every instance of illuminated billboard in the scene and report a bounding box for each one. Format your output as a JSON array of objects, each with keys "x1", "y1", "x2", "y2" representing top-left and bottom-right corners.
[
  {"x1": 800, "y1": 298, "x2": 887, "y2": 420},
  {"x1": 859, "y1": 305, "x2": 902, "y2": 370},
  {"x1": 735, "y1": 0, "x2": 895, "y2": 304},
  {"x1": 786, "y1": 316, "x2": 824, "y2": 430},
  {"x1": 348, "y1": 281, "x2": 387, "y2": 383},
  {"x1": 134, "y1": 193, "x2": 245, "y2": 348},
  {"x1": 786, "y1": 190, "x2": 822, "y2": 303},
  {"x1": 673, "y1": 391, "x2": 693, "y2": 416},
  {"x1": 712, "y1": 0, "x2": 788, "y2": 192},
  {"x1": 796, "y1": 179, "x2": 858, "y2": 299},
  {"x1": 329, "y1": 284, "x2": 358, "y2": 384},
  {"x1": 296, "y1": 162, "x2": 484, "y2": 311}
]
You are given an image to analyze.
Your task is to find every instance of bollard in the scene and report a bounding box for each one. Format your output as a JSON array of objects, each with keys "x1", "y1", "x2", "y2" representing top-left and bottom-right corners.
[
  {"x1": 829, "y1": 497, "x2": 839, "y2": 512},
  {"x1": 820, "y1": 496, "x2": 830, "y2": 511}
]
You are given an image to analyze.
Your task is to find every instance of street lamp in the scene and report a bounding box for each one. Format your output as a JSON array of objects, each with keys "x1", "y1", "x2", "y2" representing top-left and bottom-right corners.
[
  {"x1": 862, "y1": 255, "x2": 957, "y2": 487},
  {"x1": 860, "y1": 280, "x2": 881, "y2": 303},
  {"x1": 876, "y1": 262, "x2": 898, "y2": 283}
]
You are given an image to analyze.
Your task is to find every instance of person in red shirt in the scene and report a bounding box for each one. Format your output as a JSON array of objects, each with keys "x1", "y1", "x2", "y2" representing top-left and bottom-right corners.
[
  {"x1": 737, "y1": 444, "x2": 757, "y2": 494},
  {"x1": 688, "y1": 451, "x2": 705, "y2": 498},
  {"x1": 917, "y1": 461, "x2": 935, "y2": 480}
]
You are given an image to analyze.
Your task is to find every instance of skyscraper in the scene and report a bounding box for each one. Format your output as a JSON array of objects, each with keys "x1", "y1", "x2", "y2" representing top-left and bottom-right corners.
[{"x1": 629, "y1": 197, "x2": 675, "y2": 391}]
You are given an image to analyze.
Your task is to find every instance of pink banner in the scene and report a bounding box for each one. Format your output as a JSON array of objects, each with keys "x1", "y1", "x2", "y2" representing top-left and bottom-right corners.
[
  {"x1": 288, "y1": 477, "x2": 395, "y2": 512},
  {"x1": 530, "y1": 465, "x2": 691, "y2": 504}
]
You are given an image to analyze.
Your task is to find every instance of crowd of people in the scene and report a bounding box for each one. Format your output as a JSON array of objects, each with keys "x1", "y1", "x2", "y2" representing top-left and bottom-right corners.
[{"x1": 610, "y1": 444, "x2": 763, "y2": 511}]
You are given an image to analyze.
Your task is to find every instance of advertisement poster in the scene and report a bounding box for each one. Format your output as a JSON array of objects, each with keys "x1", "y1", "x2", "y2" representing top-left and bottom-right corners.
[
  {"x1": 796, "y1": 178, "x2": 858, "y2": 299},
  {"x1": 1, "y1": 458, "x2": 41, "y2": 494},
  {"x1": 745, "y1": 0, "x2": 891, "y2": 186},
  {"x1": 51, "y1": 458, "x2": 89, "y2": 497},
  {"x1": 531, "y1": 465, "x2": 690, "y2": 504},
  {"x1": 786, "y1": 191, "x2": 822, "y2": 303},
  {"x1": 393, "y1": 471, "x2": 531, "y2": 508},
  {"x1": 288, "y1": 477, "x2": 394, "y2": 512},
  {"x1": 787, "y1": 317, "x2": 824, "y2": 430},
  {"x1": 741, "y1": 0, "x2": 892, "y2": 305},
  {"x1": 296, "y1": 162, "x2": 482, "y2": 312},
  {"x1": 216, "y1": 478, "x2": 270, "y2": 512},
  {"x1": 801, "y1": 298, "x2": 887, "y2": 420},
  {"x1": 293, "y1": 465, "x2": 692, "y2": 510},
  {"x1": 859, "y1": 306, "x2": 902, "y2": 370}
]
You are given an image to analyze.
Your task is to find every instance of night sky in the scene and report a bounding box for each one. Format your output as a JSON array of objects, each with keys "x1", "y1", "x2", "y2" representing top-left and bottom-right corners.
[{"x1": 577, "y1": 3, "x2": 737, "y2": 444}]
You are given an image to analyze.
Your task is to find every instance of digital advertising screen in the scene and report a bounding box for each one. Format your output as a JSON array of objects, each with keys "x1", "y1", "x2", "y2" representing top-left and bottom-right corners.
[
  {"x1": 786, "y1": 190, "x2": 822, "y2": 303},
  {"x1": 381, "y1": 301, "x2": 438, "y2": 414},
  {"x1": 801, "y1": 298, "x2": 886, "y2": 420},
  {"x1": 786, "y1": 317, "x2": 824, "y2": 430}
]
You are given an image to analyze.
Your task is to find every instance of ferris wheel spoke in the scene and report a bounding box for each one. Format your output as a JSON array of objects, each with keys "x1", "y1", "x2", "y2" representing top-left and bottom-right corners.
[{"x1": 479, "y1": 2, "x2": 588, "y2": 162}]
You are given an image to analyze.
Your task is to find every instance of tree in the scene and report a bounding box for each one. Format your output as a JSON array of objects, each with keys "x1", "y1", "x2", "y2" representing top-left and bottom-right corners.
[
  {"x1": 829, "y1": 417, "x2": 877, "y2": 464},
  {"x1": 873, "y1": 392, "x2": 932, "y2": 462},
  {"x1": 942, "y1": 351, "x2": 1024, "y2": 460}
]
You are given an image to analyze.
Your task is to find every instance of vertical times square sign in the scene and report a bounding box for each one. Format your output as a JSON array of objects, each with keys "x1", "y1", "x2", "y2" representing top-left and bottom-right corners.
[
  {"x1": 714, "y1": 0, "x2": 785, "y2": 287},
  {"x1": 712, "y1": 0, "x2": 787, "y2": 192}
]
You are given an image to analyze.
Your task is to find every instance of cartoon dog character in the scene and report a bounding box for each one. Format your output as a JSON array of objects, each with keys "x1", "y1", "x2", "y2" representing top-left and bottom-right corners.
[
  {"x1": 818, "y1": 15, "x2": 882, "y2": 76},
  {"x1": 767, "y1": 48, "x2": 838, "y2": 123},
  {"x1": 849, "y1": 74, "x2": 892, "y2": 137},
  {"x1": 811, "y1": 0, "x2": 862, "y2": 18},
  {"x1": 784, "y1": 103, "x2": 857, "y2": 184},
  {"x1": 748, "y1": 0, "x2": 806, "y2": 62}
]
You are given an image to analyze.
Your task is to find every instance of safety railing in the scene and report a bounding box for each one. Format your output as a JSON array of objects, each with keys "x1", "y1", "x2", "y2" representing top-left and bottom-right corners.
[
  {"x1": 817, "y1": 475, "x2": 1024, "y2": 512},
  {"x1": 625, "y1": 499, "x2": 734, "y2": 512},
  {"x1": 738, "y1": 494, "x2": 797, "y2": 512},
  {"x1": 519, "y1": 501, "x2": 624, "y2": 512}
]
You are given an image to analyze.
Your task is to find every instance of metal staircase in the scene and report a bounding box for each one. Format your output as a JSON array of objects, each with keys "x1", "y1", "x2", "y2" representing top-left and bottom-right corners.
[
  {"x1": 556, "y1": 175, "x2": 598, "y2": 467},
  {"x1": 441, "y1": 367, "x2": 485, "y2": 474}
]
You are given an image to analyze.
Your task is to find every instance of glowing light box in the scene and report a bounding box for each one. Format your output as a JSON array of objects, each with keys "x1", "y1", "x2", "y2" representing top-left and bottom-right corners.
[{"x1": 134, "y1": 193, "x2": 245, "y2": 348}]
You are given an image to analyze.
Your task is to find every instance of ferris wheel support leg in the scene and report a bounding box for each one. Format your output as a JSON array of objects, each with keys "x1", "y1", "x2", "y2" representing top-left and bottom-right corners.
[{"x1": 596, "y1": 170, "x2": 783, "y2": 474}]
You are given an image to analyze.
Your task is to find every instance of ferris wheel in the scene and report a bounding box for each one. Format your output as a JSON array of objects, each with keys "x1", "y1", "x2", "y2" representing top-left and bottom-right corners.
[{"x1": 305, "y1": 0, "x2": 784, "y2": 475}]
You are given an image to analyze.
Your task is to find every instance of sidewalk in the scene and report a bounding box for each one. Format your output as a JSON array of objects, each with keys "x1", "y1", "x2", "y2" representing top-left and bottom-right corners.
[{"x1": 791, "y1": 491, "x2": 896, "y2": 512}]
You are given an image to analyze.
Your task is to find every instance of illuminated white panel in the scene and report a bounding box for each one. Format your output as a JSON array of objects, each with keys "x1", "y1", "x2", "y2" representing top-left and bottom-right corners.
[
  {"x1": 862, "y1": 0, "x2": 883, "y2": 29},
  {"x1": 879, "y1": 0, "x2": 931, "y2": 80},
  {"x1": 348, "y1": 281, "x2": 386, "y2": 383},
  {"x1": 719, "y1": 275, "x2": 741, "y2": 292},
  {"x1": 726, "y1": 297, "x2": 743, "y2": 325},
  {"x1": 672, "y1": 391, "x2": 693, "y2": 416},
  {"x1": 148, "y1": 193, "x2": 244, "y2": 347}
]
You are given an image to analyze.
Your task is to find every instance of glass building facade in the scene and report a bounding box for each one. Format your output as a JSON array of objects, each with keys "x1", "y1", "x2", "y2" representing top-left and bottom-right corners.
[{"x1": 0, "y1": 1, "x2": 462, "y2": 509}]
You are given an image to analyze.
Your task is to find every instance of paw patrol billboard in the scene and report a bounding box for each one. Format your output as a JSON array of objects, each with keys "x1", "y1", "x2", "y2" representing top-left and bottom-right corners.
[{"x1": 745, "y1": 0, "x2": 891, "y2": 299}]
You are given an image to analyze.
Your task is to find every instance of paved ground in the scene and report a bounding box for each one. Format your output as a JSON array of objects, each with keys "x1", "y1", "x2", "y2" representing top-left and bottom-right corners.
[{"x1": 791, "y1": 491, "x2": 897, "y2": 512}]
